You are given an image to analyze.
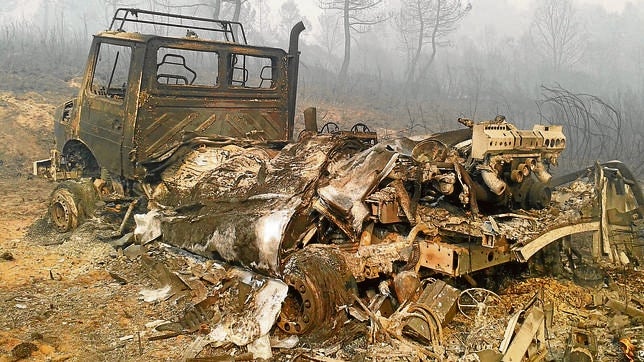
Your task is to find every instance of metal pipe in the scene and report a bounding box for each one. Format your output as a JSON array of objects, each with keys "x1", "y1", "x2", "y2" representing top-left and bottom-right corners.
[
  {"x1": 511, "y1": 169, "x2": 524, "y2": 183},
  {"x1": 481, "y1": 169, "x2": 507, "y2": 195},
  {"x1": 118, "y1": 199, "x2": 139, "y2": 236},
  {"x1": 470, "y1": 181, "x2": 494, "y2": 203},
  {"x1": 287, "y1": 21, "x2": 305, "y2": 141},
  {"x1": 533, "y1": 160, "x2": 552, "y2": 184},
  {"x1": 303, "y1": 107, "x2": 317, "y2": 132}
]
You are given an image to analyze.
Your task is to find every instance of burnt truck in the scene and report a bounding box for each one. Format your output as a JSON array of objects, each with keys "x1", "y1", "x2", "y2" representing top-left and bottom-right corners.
[{"x1": 34, "y1": 9, "x2": 643, "y2": 336}]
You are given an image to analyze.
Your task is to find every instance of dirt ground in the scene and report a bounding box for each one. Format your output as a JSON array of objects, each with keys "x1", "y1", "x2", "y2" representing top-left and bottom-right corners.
[
  {"x1": 0, "y1": 91, "x2": 643, "y2": 361},
  {"x1": 0, "y1": 91, "x2": 185, "y2": 361}
]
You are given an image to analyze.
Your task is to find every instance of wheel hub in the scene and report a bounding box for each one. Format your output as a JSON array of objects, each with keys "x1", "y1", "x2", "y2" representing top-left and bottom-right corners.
[
  {"x1": 276, "y1": 248, "x2": 356, "y2": 336},
  {"x1": 49, "y1": 189, "x2": 79, "y2": 232}
]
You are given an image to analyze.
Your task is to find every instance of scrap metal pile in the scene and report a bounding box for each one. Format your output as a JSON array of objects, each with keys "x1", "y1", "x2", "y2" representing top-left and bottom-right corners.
[
  {"x1": 141, "y1": 116, "x2": 570, "y2": 279},
  {"x1": 128, "y1": 115, "x2": 643, "y2": 359}
]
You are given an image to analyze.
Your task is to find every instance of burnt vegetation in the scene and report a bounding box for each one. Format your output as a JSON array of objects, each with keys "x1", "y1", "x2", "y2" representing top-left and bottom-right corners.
[
  {"x1": 538, "y1": 85, "x2": 644, "y2": 176},
  {"x1": 0, "y1": 0, "x2": 644, "y2": 180},
  {"x1": 0, "y1": 0, "x2": 642, "y2": 180}
]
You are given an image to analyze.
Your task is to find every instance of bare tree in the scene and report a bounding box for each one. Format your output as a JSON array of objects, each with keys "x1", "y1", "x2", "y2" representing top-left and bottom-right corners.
[
  {"x1": 101, "y1": 0, "x2": 128, "y2": 26},
  {"x1": 318, "y1": 10, "x2": 343, "y2": 70},
  {"x1": 538, "y1": 85, "x2": 643, "y2": 176},
  {"x1": 395, "y1": 0, "x2": 470, "y2": 84},
  {"x1": 279, "y1": 0, "x2": 305, "y2": 34},
  {"x1": 531, "y1": 0, "x2": 586, "y2": 72},
  {"x1": 150, "y1": 0, "x2": 245, "y2": 22},
  {"x1": 212, "y1": 0, "x2": 243, "y2": 22},
  {"x1": 318, "y1": 0, "x2": 386, "y2": 79}
]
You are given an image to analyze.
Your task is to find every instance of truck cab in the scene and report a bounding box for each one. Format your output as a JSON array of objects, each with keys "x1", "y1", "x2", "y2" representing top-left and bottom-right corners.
[{"x1": 36, "y1": 8, "x2": 303, "y2": 187}]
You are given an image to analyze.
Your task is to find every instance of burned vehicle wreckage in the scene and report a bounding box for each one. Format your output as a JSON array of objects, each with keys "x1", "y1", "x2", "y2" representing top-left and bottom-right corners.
[{"x1": 33, "y1": 8, "x2": 643, "y2": 359}]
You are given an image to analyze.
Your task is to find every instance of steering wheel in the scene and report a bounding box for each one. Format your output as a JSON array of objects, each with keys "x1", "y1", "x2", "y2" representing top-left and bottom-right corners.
[
  {"x1": 457, "y1": 288, "x2": 506, "y2": 320},
  {"x1": 350, "y1": 123, "x2": 371, "y2": 133}
]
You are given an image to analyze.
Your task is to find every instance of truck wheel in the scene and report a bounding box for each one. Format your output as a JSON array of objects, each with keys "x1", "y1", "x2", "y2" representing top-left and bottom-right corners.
[
  {"x1": 276, "y1": 247, "x2": 356, "y2": 336},
  {"x1": 49, "y1": 181, "x2": 97, "y2": 233},
  {"x1": 50, "y1": 187, "x2": 79, "y2": 232}
]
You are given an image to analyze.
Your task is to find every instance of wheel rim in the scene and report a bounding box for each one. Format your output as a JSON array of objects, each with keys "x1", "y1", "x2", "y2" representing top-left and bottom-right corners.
[
  {"x1": 276, "y1": 273, "x2": 323, "y2": 335},
  {"x1": 276, "y1": 248, "x2": 355, "y2": 336},
  {"x1": 50, "y1": 190, "x2": 78, "y2": 232},
  {"x1": 457, "y1": 288, "x2": 505, "y2": 320}
]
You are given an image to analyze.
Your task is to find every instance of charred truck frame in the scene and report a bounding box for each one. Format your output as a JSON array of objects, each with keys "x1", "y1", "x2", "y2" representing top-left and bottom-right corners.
[{"x1": 35, "y1": 9, "x2": 643, "y2": 337}]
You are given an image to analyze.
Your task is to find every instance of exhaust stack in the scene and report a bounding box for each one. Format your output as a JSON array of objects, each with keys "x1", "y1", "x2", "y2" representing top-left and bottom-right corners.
[{"x1": 287, "y1": 21, "x2": 305, "y2": 141}]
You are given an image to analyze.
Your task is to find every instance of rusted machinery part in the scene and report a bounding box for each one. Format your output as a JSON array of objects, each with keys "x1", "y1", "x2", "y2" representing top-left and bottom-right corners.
[
  {"x1": 277, "y1": 247, "x2": 356, "y2": 336},
  {"x1": 572, "y1": 263, "x2": 605, "y2": 288},
  {"x1": 49, "y1": 180, "x2": 97, "y2": 233},
  {"x1": 551, "y1": 161, "x2": 644, "y2": 206},
  {"x1": 411, "y1": 139, "x2": 450, "y2": 163},
  {"x1": 350, "y1": 122, "x2": 371, "y2": 133},
  {"x1": 319, "y1": 121, "x2": 340, "y2": 134},
  {"x1": 567, "y1": 347, "x2": 594, "y2": 362},
  {"x1": 510, "y1": 177, "x2": 552, "y2": 210},
  {"x1": 50, "y1": 187, "x2": 79, "y2": 232},
  {"x1": 400, "y1": 241, "x2": 421, "y2": 272},
  {"x1": 457, "y1": 288, "x2": 506, "y2": 320},
  {"x1": 403, "y1": 303, "x2": 444, "y2": 349}
]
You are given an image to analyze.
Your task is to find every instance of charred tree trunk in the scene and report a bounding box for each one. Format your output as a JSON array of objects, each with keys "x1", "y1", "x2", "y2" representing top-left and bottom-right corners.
[
  {"x1": 232, "y1": 0, "x2": 242, "y2": 22},
  {"x1": 212, "y1": 0, "x2": 222, "y2": 19},
  {"x1": 339, "y1": 0, "x2": 351, "y2": 80}
]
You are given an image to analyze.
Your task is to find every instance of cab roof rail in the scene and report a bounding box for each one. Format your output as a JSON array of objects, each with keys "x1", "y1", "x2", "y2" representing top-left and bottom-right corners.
[{"x1": 109, "y1": 8, "x2": 247, "y2": 44}]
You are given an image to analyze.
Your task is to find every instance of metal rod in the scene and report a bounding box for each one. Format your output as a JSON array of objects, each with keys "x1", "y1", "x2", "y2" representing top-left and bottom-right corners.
[{"x1": 118, "y1": 199, "x2": 139, "y2": 236}]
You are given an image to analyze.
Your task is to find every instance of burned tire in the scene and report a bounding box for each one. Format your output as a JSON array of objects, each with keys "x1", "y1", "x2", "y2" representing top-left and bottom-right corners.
[
  {"x1": 62, "y1": 142, "x2": 100, "y2": 178},
  {"x1": 277, "y1": 247, "x2": 356, "y2": 336},
  {"x1": 49, "y1": 180, "x2": 97, "y2": 233},
  {"x1": 572, "y1": 264, "x2": 605, "y2": 288}
]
